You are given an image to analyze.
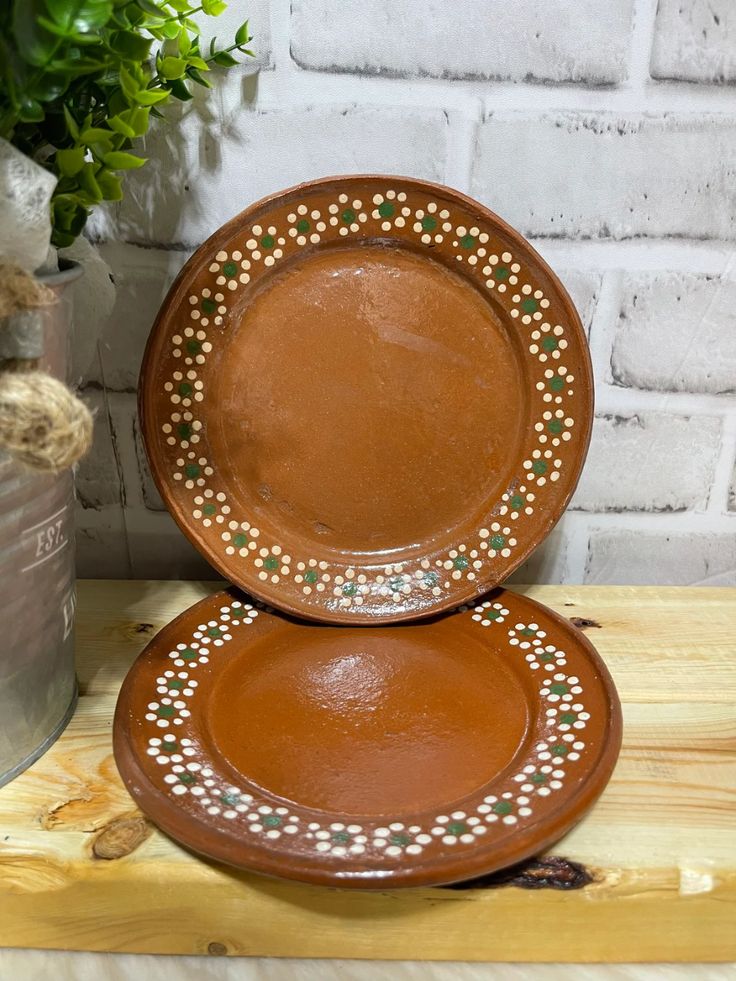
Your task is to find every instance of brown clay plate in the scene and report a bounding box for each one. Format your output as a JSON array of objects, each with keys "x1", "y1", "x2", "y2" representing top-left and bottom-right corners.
[
  {"x1": 140, "y1": 176, "x2": 593, "y2": 624},
  {"x1": 114, "y1": 589, "x2": 621, "y2": 889}
]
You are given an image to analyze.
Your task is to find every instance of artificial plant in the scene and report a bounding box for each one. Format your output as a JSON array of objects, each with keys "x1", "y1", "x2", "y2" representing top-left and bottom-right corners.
[{"x1": 0, "y1": 0, "x2": 253, "y2": 246}]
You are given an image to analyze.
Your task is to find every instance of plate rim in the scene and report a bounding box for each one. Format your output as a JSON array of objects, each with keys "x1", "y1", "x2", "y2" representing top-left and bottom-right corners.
[
  {"x1": 139, "y1": 174, "x2": 594, "y2": 624},
  {"x1": 113, "y1": 588, "x2": 621, "y2": 890}
]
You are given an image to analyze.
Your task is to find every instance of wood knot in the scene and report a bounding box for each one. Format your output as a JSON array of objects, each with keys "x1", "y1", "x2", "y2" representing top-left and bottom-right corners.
[
  {"x1": 446, "y1": 856, "x2": 594, "y2": 891},
  {"x1": 570, "y1": 616, "x2": 602, "y2": 631},
  {"x1": 135, "y1": 622, "x2": 155, "y2": 634},
  {"x1": 91, "y1": 815, "x2": 152, "y2": 860},
  {"x1": 207, "y1": 942, "x2": 228, "y2": 956}
]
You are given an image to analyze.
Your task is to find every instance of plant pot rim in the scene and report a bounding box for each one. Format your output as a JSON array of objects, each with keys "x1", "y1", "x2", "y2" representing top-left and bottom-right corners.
[{"x1": 37, "y1": 257, "x2": 83, "y2": 287}]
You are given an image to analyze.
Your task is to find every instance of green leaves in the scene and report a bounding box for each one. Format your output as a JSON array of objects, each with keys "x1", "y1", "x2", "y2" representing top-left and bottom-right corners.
[
  {"x1": 12, "y1": 0, "x2": 58, "y2": 66},
  {"x1": 1, "y1": 0, "x2": 256, "y2": 245},
  {"x1": 108, "y1": 107, "x2": 150, "y2": 137},
  {"x1": 51, "y1": 196, "x2": 89, "y2": 247},
  {"x1": 235, "y1": 20, "x2": 250, "y2": 46},
  {"x1": 134, "y1": 0, "x2": 166, "y2": 16},
  {"x1": 158, "y1": 55, "x2": 186, "y2": 78},
  {"x1": 109, "y1": 30, "x2": 153, "y2": 60},
  {"x1": 18, "y1": 96, "x2": 45, "y2": 122},
  {"x1": 103, "y1": 150, "x2": 147, "y2": 169},
  {"x1": 63, "y1": 105, "x2": 80, "y2": 140},
  {"x1": 202, "y1": 0, "x2": 228, "y2": 15},
  {"x1": 132, "y1": 87, "x2": 170, "y2": 105},
  {"x1": 96, "y1": 169, "x2": 123, "y2": 201},
  {"x1": 56, "y1": 146, "x2": 86, "y2": 176},
  {"x1": 211, "y1": 50, "x2": 237, "y2": 67},
  {"x1": 45, "y1": 0, "x2": 114, "y2": 34}
]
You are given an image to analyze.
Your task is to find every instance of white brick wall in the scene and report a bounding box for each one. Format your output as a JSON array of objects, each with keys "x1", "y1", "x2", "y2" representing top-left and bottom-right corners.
[
  {"x1": 75, "y1": 0, "x2": 736, "y2": 586},
  {"x1": 571, "y1": 413, "x2": 721, "y2": 512},
  {"x1": 291, "y1": 0, "x2": 635, "y2": 84},
  {"x1": 94, "y1": 97, "x2": 447, "y2": 247},
  {"x1": 612, "y1": 272, "x2": 736, "y2": 394},
  {"x1": 472, "y1": 112, "x2": 736, "y2": 240},
  {"x1": 651, "y1": 0, "x2": 735, "y2": 83},
  {"x1": 586, "y1": 529, "x2": 736, "y2": 585}
]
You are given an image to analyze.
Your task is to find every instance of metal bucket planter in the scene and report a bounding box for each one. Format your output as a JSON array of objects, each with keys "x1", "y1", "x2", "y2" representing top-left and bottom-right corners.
[{"x1": 0, "y1": 260, "x2": 82, "y2": 787}]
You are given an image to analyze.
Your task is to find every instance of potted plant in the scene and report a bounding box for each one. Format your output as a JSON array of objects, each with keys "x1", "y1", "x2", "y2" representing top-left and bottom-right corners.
[{"x1": 0, "y1": 0, "x2": 253, "y2": 786}]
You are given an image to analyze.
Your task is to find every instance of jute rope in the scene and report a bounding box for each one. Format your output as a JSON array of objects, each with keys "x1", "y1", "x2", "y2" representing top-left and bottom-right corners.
[{"x1": 0, "y1": 262, "x2": 92, "y2": 472}]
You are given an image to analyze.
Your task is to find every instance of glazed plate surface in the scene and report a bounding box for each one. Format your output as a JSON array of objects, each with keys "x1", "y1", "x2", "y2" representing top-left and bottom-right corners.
[
  {"x1": 113, "y1": 589, "x2": 621, "y2": 889},
  {"x1": 140, "y1": 176, "x2": 593, "y2": 623}
]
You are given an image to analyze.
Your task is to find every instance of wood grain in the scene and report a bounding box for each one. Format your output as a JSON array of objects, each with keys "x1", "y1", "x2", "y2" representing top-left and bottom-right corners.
[{"x1": 0, "y1": 581, "x2": 734, "y2": 961}]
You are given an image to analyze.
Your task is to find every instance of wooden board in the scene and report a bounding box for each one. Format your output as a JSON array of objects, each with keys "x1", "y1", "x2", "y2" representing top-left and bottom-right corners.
[{"x1": 0, "y1": 581, "x2": 734, "y2": 961}]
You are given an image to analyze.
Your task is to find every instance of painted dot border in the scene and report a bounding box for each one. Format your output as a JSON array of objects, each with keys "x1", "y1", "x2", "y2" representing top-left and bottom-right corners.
[
  {"x1": 142, "y1": 177, "x2": 592, "y2": 622},
  {"x1": 140, "y1": 597, "x2": 592, "y2": 866}
]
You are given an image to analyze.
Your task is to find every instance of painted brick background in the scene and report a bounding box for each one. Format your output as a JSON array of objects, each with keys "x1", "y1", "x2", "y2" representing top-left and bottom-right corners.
[
  {"x1": 73, "y1": 0, "x2": 736, "y2": 586},
  {"x1": 291, "y1": 0, "x2": 635, "y2": 84}
]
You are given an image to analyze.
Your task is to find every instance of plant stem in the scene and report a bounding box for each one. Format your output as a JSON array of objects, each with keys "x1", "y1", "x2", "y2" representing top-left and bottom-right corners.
[{"x1": 147, "y1": 39, "x2": 244, "y2": 89}]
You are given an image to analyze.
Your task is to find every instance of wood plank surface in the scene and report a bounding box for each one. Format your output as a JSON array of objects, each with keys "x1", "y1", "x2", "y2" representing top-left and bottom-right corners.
[{"x1": 0, "y1": 581, "x2": 734, "y2": 961}]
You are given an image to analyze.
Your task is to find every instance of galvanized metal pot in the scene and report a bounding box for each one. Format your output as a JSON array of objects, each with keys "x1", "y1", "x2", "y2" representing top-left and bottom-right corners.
[{"x1": 0, "y1": 260, "x2": 82, "y2": 787}]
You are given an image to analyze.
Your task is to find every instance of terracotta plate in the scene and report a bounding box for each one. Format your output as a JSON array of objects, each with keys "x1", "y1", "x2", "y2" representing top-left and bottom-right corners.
[
  {"x1": 114, "y1": 589, "x2": 621, "y2": 889},
  {"x1": 140, "y1": 176, "x2": 593, "y2": 624}
]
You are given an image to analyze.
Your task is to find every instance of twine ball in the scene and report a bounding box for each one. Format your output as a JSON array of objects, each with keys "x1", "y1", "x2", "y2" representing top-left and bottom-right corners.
[{"x1": 0, "y1": 370, "x2": 92, "y2": 471}]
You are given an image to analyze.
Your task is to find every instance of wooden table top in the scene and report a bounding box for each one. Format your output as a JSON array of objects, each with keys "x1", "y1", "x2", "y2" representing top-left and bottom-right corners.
[{"x1": 1, "y1": 581, "x2": 734, "y2": 962}]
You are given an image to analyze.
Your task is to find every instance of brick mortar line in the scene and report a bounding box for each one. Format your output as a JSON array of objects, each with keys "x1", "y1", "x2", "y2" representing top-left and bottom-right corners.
[
  {"x1": 532, "y1": 239, "x2": 736, "y2": 273},
  {"x1": 587, "y1": 270, "x2": 623, "y2": 390},
  {"x1": 89, "y1": 381, "x2": 736, "y2": 415},
  {"x1": 268, "y1": 0, "x2": 292, "y2": 73},
  {"x1": 708, "y1": 412, "x2": 736, "y2": 515},
  {"x1": 626, "y1": 0, "x2": 661, "y2": 91},
  {"x1": 79, "y1": 507, "x2": 736, "y2": 538},
  {"x1": 444, "y1": 107, "x2": 481, "y2": 192},
  {"x1": 595, "y1": 386, "x2": 736, "y2": 417},
  {"x1": 569, "y1": 510, "x2": 736, "y2": 529},
  {"x1": 95, "y1": 239, "x2": 736, "y2": 272},
  {"x1": 253, "y1": 68, "x2": 736, "y2": 114}
]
